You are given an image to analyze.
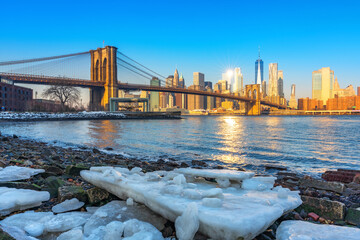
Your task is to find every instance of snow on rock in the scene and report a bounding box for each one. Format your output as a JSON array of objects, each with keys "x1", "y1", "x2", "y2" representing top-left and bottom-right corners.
[
  {"x1": 56, "y1": 227, "x2": 83, "y2": 240},
  {"x1": 175, "y1": 203, "x2": 199, "y2": 240},
  {"x1": 126, "y1": 198, "x2": 134, "y2": 206},
  {"x1": 0, "y1": 187, "x2": 50, "y2": 216},
  {"x1": 276, "y1": 220, "x2": 360, "y2": 240},
  {"x1": 0, "y1": 166, "x2": 45, "y2": 182},
  {"x1": 52, "y1": 198, "x2": 85, "y2": 213},
  {"x1": 0, "y1": 111, "x2": 126, "y2": 121},
  {"x1": 44, "y1": 212, "x2": 92, "y2": 232},
  {"x1": 80, "y1": 167, "x2": 302, "y2": 240}
]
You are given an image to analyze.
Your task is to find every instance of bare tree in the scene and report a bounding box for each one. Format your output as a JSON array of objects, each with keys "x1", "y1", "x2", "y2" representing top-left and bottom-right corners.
[{"x1": 42, "y1": 85, "x2": 80, "y2": 110}]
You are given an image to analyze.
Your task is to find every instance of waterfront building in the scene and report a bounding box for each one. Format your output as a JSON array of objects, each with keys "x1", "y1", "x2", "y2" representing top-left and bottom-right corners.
[
  {"x1": 298, "y1": 98, "x2": 324, "y2": 110},
  {"x1": 358, "y1": 87, "x2": 360, "y2": 96},
  {"x1": 150, "y1": 77, "x2": 160, "y2": 111},
  {"x1": 221, "y1": 100, "x2": 233, "y2": 110},
  {"x1": 179, "y1": 74, "x2": 185, "y2": 88},
  {"x1": 159, "y1": 92, "x2": 168, "y2": 109},
  {"x1": 312, "y1": 67, "x2": 334, "y2": 105},
  {"x1": 261, "y1": 81, "x2": 267, "y2": 98},
  {"x1": 168, "y1": 94, "x2": 174, "y2": 108},
  {"x1": 326, "y1": 95, "x2": 360, "y2": 110},
  {"x1": 255, "y1": 49, "x2": 264, "y2": 86},
  {"x1": 268, "y1": 63, "x2": 278, "y2": 97},
  {"x1": 0, "y1": 79, "x2": 32, "y2": 111},
  {"x1": 289, "y1": 84, "x2": 297, "y2": 109},
  {"x1": 333, "y1": 77, "x2": 355, "y2": 97},
  {"x1": 234, "y1": 67, "x2": 243, "y2": 94},
  {"x1": 219, "y1": 79, "x2": 228, "y2": 92},
  {"x1": 187, "y1": 85, "x2": 196, "y2": 110},
  {"x1": 278, "y1": 70, "x2": 284, "y2": 97},
  {"x1": 205, "y1": 86, "x2": 215, "y2": 110}
]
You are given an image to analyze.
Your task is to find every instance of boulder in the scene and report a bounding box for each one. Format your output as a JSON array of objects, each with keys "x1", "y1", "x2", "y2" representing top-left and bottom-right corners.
[
  {"x1": 345, "y1": 208, "x2": 360, "y2": 226},
  {"x1": 43, "y1": 176, "x2": 65, "y2": 198},
  {"x1": 299, "y1": 196, "x2": 345, "y2": 220},
  {"x1": 58, "y1": 186, "x2": 87, "y2": 202},
  {"x1": 300, "y1": 178, "x2": 345, "y2": 194},
  {"x1": 86, "y1": 187, "x2": 110, "y2": 204},
  {"x1": 65, "y1": 164, "x2": 89, "y2": 176}
]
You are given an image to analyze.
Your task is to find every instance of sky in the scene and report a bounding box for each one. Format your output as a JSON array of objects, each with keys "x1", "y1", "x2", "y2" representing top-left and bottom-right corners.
[{"x1": 1, "y1": 0, "x2": 360, "y2": 103}]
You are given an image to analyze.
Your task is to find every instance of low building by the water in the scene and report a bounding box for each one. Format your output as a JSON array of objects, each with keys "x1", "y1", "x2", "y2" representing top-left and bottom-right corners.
[{"x1": 0, "y1": 79, "x2": 33, "y2": 111}]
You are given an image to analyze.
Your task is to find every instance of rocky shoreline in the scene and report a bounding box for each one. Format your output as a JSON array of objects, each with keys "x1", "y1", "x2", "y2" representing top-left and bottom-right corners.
[{"x1": 0, "y1": 134, "x2": 359, "y2": 239}]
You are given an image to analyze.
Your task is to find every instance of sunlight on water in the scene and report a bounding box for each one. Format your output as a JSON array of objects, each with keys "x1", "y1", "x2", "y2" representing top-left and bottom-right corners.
[{"x1": 0, "y1": 115, "x2": 359, "y2": 175}]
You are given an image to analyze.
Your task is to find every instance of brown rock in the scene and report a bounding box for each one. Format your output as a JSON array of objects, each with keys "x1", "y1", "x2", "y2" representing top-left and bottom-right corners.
[
  {"x1": 0, "y1": 159, "x2": 6, "y2": 168},
  {"x1": 300, "y1": 178, "x2": 345, "y2": 194},
  {"x1": 300, "y1": 196, "x2": 345, "y2": 220}
]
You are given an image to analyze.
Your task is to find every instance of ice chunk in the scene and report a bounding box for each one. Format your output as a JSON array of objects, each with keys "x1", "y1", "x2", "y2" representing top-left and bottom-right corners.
[
  {"x1": 277, "y1": 188, "x2": 289, "y2": 199},
  {"x1": 174, "y1": 168, "x2": 255, "y2": 181},
  {"x1": 123, "y1": 219, "x2": 164, "y2": 239},
  {"x1": 52, "y1": 198, "x2": 85, "y2": 213},
  {"x1": 86, "y1": 226, "x2": 106, "y2": 240},
  {"x1": 104, "y1": 221, "x2": 124, "y2": 240},
  {"x1": 0, "y1": 187, "x2": 50, "y2": 216},
  {"x1": 84, "y1": 201, "x2": 166, "y2": 236},
  {"x1": 0, "y1": 166, "x2": 45, "y2": 182},
  {"x1": 81, "y1": 167, "x2": 302, "y2": 240},
  {"x1": 242, "y1": 177, "x2": 276, "y2": 191},
  {"x1": 173, "y1": 174, "x2": 186, "y2": 185},
  {"x1": 24, "y1": 222, "x2": 44, "y2": 237},
  {"x1": 126, "y1": 198, "x2": 134, "y2": 206},
  {"x1": 276, "y1": 220, "x2": 360, "y2": 240},
  {"x1": 215, "y1": 178, "x2": 231, "y2": 188},
  {"x1": 56, "y1": 227, "x2": 83, "y2": 240},
  {"x1": 45, "y1": 212, "x2": 91, "y2": 232},
  {"x1": 202, "y1": 198, "x2": 222, "y2": 208},
  {"x1": 175, "y1": 203, "x2": 199, "y2": 240},
  {"x1": 0, "y1": 211, "x2": 53, "y2": 231},
  {"x1": 0, "y1": 225, "x2": 38, "y2": 240}
]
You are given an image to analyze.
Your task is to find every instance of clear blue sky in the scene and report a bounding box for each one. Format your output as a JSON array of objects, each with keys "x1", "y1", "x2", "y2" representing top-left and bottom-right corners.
[{"x1": 1, "y1": 0, "x2": 359, "y2": 101}]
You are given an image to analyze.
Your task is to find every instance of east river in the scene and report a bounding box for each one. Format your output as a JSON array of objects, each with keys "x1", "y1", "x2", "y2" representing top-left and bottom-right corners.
[{"x1": 1, "y1": 115, "x2": 359, "y2": 175}]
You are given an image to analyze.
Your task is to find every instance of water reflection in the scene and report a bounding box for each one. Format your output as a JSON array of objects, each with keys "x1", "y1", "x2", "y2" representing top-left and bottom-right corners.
[{"x1": 88, "y1": 120, "x2": 119, "y2": 148}]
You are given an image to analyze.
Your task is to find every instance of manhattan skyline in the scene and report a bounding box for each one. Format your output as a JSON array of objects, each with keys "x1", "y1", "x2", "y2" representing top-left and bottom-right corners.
[{"x1": 1, "y1": 0, "x2": 359, "y2": 102}]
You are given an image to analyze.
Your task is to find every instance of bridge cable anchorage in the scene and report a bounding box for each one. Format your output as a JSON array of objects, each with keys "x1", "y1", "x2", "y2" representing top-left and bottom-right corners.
[
  {"x1": 0, "y1": 51, "x2": 89, "y2": 66},
  {"x1": 117, "y1": 51, "x2": 167, "y2": 79}
]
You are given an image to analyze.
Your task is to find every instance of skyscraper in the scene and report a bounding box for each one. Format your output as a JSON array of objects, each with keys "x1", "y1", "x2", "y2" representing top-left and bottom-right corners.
[
  {"x1": 269, "y1": 63, "x2": 278, "y2": 97},
  {"x1": 234, "y1": 67, "x2": 243, "y2": 94},
  {"x1": 278, "y1": 70, "x2": 284, "y2": 97},
  {"x1": 289, "y1": 84, "x2": 297, "y2": 109},
  {"x1": 255, "y1": 48, "x2": 264, "y2": 86},
  {"x1": 193, "y1": 72, "x2": 205, "y2": 109},
  {"x1": 312, "y1": 67, "x2": 334, "y2": 104},
  {"x1": 173, "y1": 69, "x2": 179, "y2": 87},
  {"x1": 149, "y1": 77, "x2": 160, "y2": 111}
]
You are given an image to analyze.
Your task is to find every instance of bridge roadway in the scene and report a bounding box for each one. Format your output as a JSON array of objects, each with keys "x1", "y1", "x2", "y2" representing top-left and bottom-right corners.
[{"x1": 0, "y1": 72, "x2": 286, "y2": 109}]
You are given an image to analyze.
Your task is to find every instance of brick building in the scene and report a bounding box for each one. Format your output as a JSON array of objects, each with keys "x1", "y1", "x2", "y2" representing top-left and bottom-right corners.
[
  {"x1": 326, "y1": 96, "x2": 360, "y2": 110},
  {"x1": 0, "y1": 80, "x2": 33, "y2": 111},
  {"x1": 298, "y1": 98, "x2": 324, "y2": 110}
]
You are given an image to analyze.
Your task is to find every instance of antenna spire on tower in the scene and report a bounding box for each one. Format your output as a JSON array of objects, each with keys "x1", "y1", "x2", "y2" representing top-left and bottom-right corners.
[{"x1": 258, "y1": 46, "x2": 261, "y2": 59}]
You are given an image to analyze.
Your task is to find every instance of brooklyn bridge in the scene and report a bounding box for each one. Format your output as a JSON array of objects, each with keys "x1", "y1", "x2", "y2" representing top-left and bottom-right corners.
[{"x1": 0, "y1": 46, "x2": 287, "y2": 115}]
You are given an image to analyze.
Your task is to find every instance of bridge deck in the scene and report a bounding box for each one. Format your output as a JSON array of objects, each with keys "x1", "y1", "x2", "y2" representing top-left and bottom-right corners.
[{"x1": 0, "y1": 73, "x2": 286, "y2": 109}]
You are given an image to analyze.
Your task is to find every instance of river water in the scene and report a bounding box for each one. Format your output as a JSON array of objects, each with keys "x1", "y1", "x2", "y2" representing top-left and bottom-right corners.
[{"x1": 0, "y1": 115, "x2": 359, "y2": 175}]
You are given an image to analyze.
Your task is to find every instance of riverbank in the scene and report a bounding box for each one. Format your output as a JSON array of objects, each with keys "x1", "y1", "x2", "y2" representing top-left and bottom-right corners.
[
  {"x1": 0, "y1": 135, "x2": 359, "y2": 239},
  {"x1": 0, "y1": 111, "x2": 182, "y2": 121}
]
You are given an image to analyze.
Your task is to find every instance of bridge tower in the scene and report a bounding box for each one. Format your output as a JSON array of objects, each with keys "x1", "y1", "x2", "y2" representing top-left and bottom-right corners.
[
  {"x1": 245, "y1": 84, "x2": 261, "y2": 115},
  {"x1": 90, "y1": 46, "x2": 118, "y2": 110}
]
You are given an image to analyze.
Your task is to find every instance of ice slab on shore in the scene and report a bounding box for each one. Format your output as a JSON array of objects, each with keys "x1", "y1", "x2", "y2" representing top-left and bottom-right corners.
[
  {"x1": 0, "y1": 224, "x2": 39, "y2": 240},
  {"x1": 174, "y1": 167, "x2": 255, "y2": 181},
  {"x1": 0, "y1": 166, "x2": 45, "y2": 182},
  {"x1": 0, "y1": 187, "x2": 50, "y2": 216},
  {"x1": 52, "y1": 198, "x2": 85, "y2": 213},
  {"x1": 276, "y1": 220, "x2": 360, "y2": 240},
  {"x1": 81, "y1": 167, "x2": 302, "y2": 240}
]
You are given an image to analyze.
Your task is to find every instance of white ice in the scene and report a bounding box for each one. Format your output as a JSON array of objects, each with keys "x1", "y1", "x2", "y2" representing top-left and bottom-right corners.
[
  {"x1": 0, "y1": 187, "x2": 50, "y2": 216},
  {"x1": 52, "y1": 198, "x2": 85, "y2": 213},
  {"x1": 276, "y1": 220, "x2": 360, "y2": 240},
  {"x1": 80, "y1": 167, "x2": 302, "y2": 240},
  {"x1": 0, "y1": 166, "x2": 45, "y2": 182},
  {"x1": 123, "y1": 219, "x2": 164, "y2": 240},
  {"x1": 242, "y1": 176, "x2": 276, "y2": 191},
  {"x1": 45, "y1": 212, "x2": 92, "y2": 232},
  {"x1": 0, "y1": 224, "x2": 39, "y2": 240},
  {"x1": 175, "y1": 203, "x2": 199, "y2": 240},
  {"x1": 174, "y1": 168, "x2": 255, "y2": 181},
  {"x1": 56, "y1": 227, "x2": 83, "y2": 240}
]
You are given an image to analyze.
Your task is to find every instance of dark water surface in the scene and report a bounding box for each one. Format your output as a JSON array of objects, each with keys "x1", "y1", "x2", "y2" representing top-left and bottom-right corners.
[{"x1": 1, "y1": 115, "x2": 359, "y2": 175}]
